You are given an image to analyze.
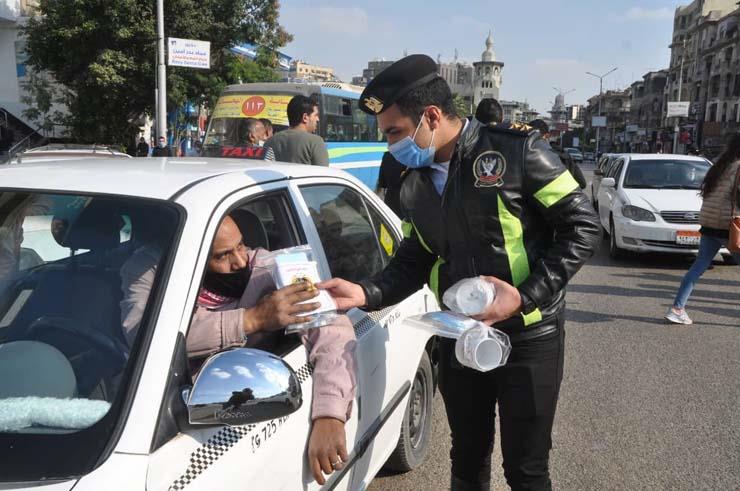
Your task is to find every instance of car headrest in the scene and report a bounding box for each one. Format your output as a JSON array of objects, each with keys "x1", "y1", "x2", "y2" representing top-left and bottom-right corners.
[
  {"x1": 0, "y1": 340, "x2": 76, "y2": 398},
  {"x1": 62, "y1": 200, "x2": 122, "y2": 251},
  {"x1": 230, "y1": 209, "x2": 268, "y2": 250}
]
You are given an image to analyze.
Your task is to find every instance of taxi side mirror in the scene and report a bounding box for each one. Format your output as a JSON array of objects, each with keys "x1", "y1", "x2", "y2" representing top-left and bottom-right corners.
[
  {"x1": 183, "y1": 348, "x2": 302, "y2": 426},
  {"x1": 601, "y1": 177, "x2": 616, "y2": 188}
]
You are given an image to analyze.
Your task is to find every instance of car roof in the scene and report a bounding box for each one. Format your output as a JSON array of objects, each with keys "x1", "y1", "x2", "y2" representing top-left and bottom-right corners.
[
  {"x1": 624, "y1": 153, "x2": 710, "y2": 163},
  {"x1": 0, "y1": 157, "x2": 354, "y2": 200}
]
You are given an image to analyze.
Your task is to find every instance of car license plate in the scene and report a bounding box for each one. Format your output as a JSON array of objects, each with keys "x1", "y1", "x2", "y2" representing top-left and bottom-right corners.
[{"x1": 676, "y1": 231, "x2": 701, "y2": 245}]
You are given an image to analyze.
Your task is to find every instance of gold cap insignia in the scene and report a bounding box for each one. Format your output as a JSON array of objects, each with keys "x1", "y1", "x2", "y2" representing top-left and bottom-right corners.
[{"x1": 363, "y1": 96, "x2": 384, "y2": 114}]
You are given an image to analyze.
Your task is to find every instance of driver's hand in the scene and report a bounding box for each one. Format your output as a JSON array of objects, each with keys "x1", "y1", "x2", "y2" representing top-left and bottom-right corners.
[
  {"x1": 243, "y1": 282, "x2": 320, "y2": 334},
  {"x1": 308, "y1": 417, "x2": 348, "y2": 485}
]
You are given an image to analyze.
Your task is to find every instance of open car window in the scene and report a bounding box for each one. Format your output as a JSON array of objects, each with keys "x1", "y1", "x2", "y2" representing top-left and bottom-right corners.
[
  {"x1": 0, "y1": 191, "x2": 180, "y2": 481},
  {"x1": 299, "y1": 184, "x2": 390, "y2": 282}
]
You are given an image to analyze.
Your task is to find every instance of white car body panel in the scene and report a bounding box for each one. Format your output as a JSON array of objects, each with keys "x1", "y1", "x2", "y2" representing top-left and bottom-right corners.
[{"x1": 0, "y1": 158, "x2": 438, "y2": 490}]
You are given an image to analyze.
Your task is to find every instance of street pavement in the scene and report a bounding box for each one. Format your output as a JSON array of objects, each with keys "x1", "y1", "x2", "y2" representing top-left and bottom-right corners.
[{"x1": 368, "y1": 162, "x2": 740, "y2": 491}]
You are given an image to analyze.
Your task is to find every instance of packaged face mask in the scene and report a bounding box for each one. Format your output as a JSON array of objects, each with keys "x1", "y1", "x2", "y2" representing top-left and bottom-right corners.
[
  {"x1": 442, "y1": 277, "x2": 496, "y2": 316},
  {"x1": 404, "y1": 311, "x2": 511, "y2": 372},
  {"x1": 261, "y1": 245, "x2": 338, "y2": 333}
]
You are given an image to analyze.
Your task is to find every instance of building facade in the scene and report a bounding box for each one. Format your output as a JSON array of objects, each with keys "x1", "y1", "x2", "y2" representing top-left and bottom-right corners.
[
  {"x1": 627, "y1": 70, "x2": 668, "y2": 152},
  {"x1": 284, "y1": 60, "x2": 338, "y2": 83},
  {"x1": 584, "y1": 89, "x2": 632, "y2": 152},
  {"x1": 437, "y1": 57, "x2": 474, "y2": 100},
  {"x1": 665, "y1": 0, "x2": 738, "y2": 153},
  {"x1": 1, "y1": 0, "x2": 46, "y2": 153},
  {"x1": 500, "y1": 100, "x2": 537, "y2": 124}
]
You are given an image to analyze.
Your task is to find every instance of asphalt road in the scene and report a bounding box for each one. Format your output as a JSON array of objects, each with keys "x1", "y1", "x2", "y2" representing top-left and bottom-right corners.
[{"x1": 368, "y1": 162, "x2": 740, "y2": 491}]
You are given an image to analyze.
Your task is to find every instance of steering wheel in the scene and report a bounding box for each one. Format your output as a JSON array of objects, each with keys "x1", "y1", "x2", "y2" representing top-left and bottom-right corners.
[{"x1": 26, "y1": 315, "x2": 128, "y2": 369}]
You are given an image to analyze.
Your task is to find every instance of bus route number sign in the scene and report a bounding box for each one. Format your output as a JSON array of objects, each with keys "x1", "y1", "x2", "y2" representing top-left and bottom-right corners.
[{"x1": 242, "y1": 96, "x2": 266, "y2": 116}]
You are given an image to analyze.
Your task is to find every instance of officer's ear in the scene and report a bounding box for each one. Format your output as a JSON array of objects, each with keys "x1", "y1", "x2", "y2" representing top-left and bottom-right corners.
[{"x1": 424, "y1": 106, "x2": 443, "y2": 131}]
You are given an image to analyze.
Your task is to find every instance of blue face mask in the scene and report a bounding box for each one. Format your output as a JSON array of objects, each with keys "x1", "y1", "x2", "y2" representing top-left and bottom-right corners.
[{"x1": 388, "y1": 115, "x2": 436, "y2": 168}]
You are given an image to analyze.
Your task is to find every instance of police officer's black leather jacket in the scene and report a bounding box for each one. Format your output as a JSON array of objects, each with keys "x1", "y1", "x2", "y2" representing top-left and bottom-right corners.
[{"x1": 358, "y1": 119, "x2": 602, "y2": 340}]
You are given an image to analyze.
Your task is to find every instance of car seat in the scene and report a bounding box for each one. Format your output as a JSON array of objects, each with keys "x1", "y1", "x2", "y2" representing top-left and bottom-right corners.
[
  {"x1": 0, "y1": 199, "x2": 128, "y2": 398},
  {"x1": 231, "y1": 209, "x2": 269, "y2": 250}
]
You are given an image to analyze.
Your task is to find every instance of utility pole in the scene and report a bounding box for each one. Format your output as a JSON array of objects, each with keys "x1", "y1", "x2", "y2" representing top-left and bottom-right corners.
[
  {"x1": 586, "y1": 67, "x2": 618, "y2": 155},
  {"x1": 672, "y1": 39, "x2": 686, "y2": 154},
  {"x1": 156, "y1": 0, "x2": 167, "y2": 142}
]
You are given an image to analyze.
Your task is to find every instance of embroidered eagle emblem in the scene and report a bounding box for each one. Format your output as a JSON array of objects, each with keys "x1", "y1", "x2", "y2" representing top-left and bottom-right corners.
[{"x1": 473, "y1": 151, "x2": 507, "y2": 188}]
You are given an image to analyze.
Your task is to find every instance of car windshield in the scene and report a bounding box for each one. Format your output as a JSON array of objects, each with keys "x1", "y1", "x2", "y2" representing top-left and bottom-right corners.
[
  {"x1": 623, "y1": 159, "x2": 710, "y2": 190},
  {"x1": 0, "y1": 191, "x2": 180, "y2": 481}
]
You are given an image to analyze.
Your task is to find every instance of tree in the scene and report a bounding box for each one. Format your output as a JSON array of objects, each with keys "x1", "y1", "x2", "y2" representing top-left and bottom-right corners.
[
  {"x1": 452, "y1": 94, "x2": 472, "y2": 119},
  {"x1": 23, "y1": 0, "x2": 291, "y2": 145},
  {"x1": 20, "y1": 70, "x2": 67, "y2": 138}
]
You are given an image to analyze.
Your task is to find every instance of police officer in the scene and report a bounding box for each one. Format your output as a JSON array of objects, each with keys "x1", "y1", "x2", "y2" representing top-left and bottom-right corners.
[
  {"x1": 528, "y1": 119, "x2": 587, "y2": 190},
  {"x1": 319, "y1": 55, "x2": 601, "y2": 490}
]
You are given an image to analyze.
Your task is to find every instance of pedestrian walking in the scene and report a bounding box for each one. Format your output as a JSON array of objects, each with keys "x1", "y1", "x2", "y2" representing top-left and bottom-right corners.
[
  {"x1": 376, "y1": 151, "x2": 405, "y2": 217},
  {"x1": 136, "y1": 137, "x2": 149, "y2": 157},
  {"x1": 665, "y1": 133, "x2": 740, "y2": 325},
  {"x1": 475, "y1": 97, "x2": 503, "y2": 125},
  {"x1": 263, "y1": 95, "x2": 329, "y2": 166},
  {"x1": 151, "y1": 136, "x2": 172, "y2": 157},
  {"x1": 528, "y1": 119, "x2": 587, "y2": 189},
  {"x1": 317, "y1": 54, "x2": 601, "y2": 490}
]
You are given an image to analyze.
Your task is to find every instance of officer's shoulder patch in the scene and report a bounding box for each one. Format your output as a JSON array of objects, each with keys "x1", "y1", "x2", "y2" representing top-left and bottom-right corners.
[{"x1": 485, "y1": 122, "x2": 535, "y2": 137}]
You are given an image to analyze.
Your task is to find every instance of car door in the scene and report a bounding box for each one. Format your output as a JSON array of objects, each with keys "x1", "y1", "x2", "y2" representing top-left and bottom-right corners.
[
  {"x1": 291, "y1": 178, "x2": 434, "y2": 491},
  {"x1": 598, "y1": 157, "x2": 626, "y2": 227},
  {"x1": 146, "y1": 184, "x2": 358, "y2": 491}
]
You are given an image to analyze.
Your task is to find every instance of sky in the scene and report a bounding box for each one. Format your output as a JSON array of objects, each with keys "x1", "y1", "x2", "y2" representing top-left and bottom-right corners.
[{"x1": 279, "y1": 0, "x2": 684, "y2": 116}]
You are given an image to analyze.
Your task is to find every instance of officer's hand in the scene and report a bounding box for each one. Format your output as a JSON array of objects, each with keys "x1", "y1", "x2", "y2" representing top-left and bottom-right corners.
[
  {"x1": 243, "y1": 282, "x2": 320, "y2": 334},
  {"x1": 316, "y1": 278, "x2": 366, "y2": 311},
  {"x1": 308, "y1": 417, "x2": 348, "y2": 485},
  {"x1": 472, "y1": 275, "x2": 522, "y2": 325}
]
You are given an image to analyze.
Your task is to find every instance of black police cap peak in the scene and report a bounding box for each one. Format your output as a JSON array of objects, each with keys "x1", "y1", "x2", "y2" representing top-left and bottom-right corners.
[{"x1": 359, "y1": 54, "x2": 440, "y2": 115}]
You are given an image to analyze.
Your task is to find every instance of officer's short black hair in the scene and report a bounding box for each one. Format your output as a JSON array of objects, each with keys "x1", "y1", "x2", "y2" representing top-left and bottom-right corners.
[
  {"x1": 394, "y1": 77, "x2": 458, "y2": 126},
  {"x1": 287, "y1": 95, "x2": 318, "y2": 127},
  {"x1": 528, "y1": 119, "x2": 550, "y2": 135},
  {"x1": 475, "y1": 98, "x2": 503, "y2": 124}
]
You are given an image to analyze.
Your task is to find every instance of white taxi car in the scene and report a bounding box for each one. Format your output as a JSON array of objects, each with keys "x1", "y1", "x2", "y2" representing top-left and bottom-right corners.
[
  {"x1": 0, "y1": 158, "x2": 439, "y2": 490},
  {"x1": 596, "y1": 153, "x2": 732, "y2": 261}
]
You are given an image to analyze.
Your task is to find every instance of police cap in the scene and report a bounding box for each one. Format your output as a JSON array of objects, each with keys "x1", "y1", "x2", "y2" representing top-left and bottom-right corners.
[{"x1": 359, "y1": 54, "x2": 440, "y2": 115}]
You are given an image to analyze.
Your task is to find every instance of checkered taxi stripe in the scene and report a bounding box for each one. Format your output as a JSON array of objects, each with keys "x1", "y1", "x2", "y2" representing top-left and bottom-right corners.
[
  {"x1": 167, "y1": 305, "x2": 398, "y2": 490},
  {"x1": 353, "y1": 304, "x2": 397, "y2": 338},
  {"x1": 168, "y1": 363, "x2": 314, "y2": 491}
]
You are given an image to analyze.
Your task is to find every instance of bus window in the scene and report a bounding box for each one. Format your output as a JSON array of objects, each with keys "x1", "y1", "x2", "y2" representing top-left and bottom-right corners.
[{"x1": 323, "y1": 93, "x2": 353, "y2": 142}]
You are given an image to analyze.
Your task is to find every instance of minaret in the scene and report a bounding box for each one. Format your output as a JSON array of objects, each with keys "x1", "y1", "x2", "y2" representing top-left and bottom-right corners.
[{"x1": 473, "y1": 30, "x2": 505, "y2": 107}]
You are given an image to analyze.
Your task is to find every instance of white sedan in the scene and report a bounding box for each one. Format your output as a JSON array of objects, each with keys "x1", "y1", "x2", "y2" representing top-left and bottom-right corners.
[
  {"x1": 596, "y1": 153, "x2": 732, "y2": 261},
  {"x1": 0, "y1": 158, "x2": 439, "y2": 490}
]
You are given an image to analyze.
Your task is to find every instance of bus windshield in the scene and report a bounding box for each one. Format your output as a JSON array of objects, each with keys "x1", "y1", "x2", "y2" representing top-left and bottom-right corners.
[
  {"x1": 202, "y1": 83, "x2": 388, "y2": 190},
  {"x1": 203, "y1": 92, "x2": 292, "y2": 148}
]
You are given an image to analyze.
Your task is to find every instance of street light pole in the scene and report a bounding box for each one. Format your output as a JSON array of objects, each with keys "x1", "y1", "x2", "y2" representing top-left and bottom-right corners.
[
  {"x1": 672, "y1": 39, "x2": 686, "y2": 154},
  {"x1": 156, "y1": 0, "x2": 167, "y2": 142},
  {"x1": 586, "y1": 67, "x2": 618, "y2": 156}
]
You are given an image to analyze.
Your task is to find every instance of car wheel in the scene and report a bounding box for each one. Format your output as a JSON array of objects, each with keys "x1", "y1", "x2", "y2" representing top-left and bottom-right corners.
[
  {"x1": 609, "y1": 219, "x2": 626, "y2": 259},
  {"x1": 385, "y1": 351, "x2": 434, "y2": 472},
  {"x1": 722, "y1": 254, "x2": 738, "y2": 265}
]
